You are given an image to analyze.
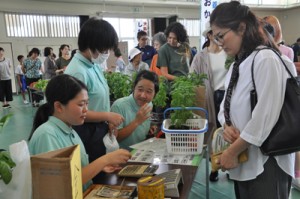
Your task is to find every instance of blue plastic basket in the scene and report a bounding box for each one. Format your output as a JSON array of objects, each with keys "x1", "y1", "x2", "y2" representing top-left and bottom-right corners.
[{"x1": 162, "y1": 107, "x2": 208, "y2": 154}]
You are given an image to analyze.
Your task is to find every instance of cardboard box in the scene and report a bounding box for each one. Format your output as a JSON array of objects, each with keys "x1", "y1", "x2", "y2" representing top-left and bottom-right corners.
[{"x1": 31, "y1": 145, "x2": 83, "y2": 199}]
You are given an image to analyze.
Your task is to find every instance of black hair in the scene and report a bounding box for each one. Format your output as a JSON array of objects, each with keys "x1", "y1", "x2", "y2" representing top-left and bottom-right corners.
[
  {"x1": 78, "y1": 17, "x2": 118, "y2": 54},
  {"x1": 210, "y1": 1, "x2": 278, "y2": 55},
  {"x1": 0, "y1": 47, "x2": 4, "y2": 51},
  {"x1": 263, "y1": 22, "x2": 275, "y2": 38},
  {"x1": 58, "y1": 44, "x2": 70, "y2": 57},
  {"x1": 28, "y1": 48, "x2": 40, "y2": 57},
  {"x1": 133, "y1": 70, "x2": 159, "y2": 96},
  {"x1": 17, "y1": 55, "x2": 24, "y2": 61},
  {"x1": 44, "y1": 47, "x2": 53, "y2": 57},
  {"x1": 202, "y1": 30, "x2": 212, "y2": 49},
  {"x1": 164, "y1": 22, "x2": 189, "y2": 43},
  {"x1": 137, "y1": 31, "x2": 147, "y2": 40},
  {"x1": 297, "y1": 38, "x2": 300, "y2": 43},
  {"x1": 71, "y1": 49, "x2": 77, "y2": 59},
  {"x1": 114, "y1": 48, "x2": 122, "y2": 57},
  {"x1": 28, "y1": 74, "x2": 87, "y2": 140}
]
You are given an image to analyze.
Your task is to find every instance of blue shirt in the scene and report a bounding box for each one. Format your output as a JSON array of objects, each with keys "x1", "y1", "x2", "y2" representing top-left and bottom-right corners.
[
  {"x1": 65, "y1": 52, "x2": 110, "y2": 112},
  {"x1": 136, "y1": 45, "x2": 156, "y2": 67},
  {"x1": 111, "y1": 94, "x2": 152, "y2": 150},
  {"x1": 28, "y1": 116, "x2": 92, "y2": 191},
  {"x1": 23, "y1": 58, "x2": 42, "y2": 79}
]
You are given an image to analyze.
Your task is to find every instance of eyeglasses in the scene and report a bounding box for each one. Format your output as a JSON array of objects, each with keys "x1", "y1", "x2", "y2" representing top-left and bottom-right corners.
[{"x1": 213, "y1": 29, "x2": 231, "y2": 45}]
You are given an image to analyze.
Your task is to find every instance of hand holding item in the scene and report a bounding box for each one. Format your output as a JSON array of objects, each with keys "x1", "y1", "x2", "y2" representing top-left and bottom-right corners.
[
  {"x1": 107, "y1": 112, "x2": 124, "y2": 127},
  {"x1": 104, "y1": 149, "x2": 131, "y2": 166},
  {"x1": 223, "y1": 124, "x2": 240, "y2": 144},
  {"x1": 103, "y1": 165, "x2": 122, "y2": 173},
  {"x1": 135, "y1": 103, "x2": 152, "y2": 125}
]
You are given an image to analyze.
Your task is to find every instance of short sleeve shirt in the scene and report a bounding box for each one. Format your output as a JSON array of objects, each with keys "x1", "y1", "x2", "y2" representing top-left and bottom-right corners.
[
  {"x1": 65, "y1": 52, "x2": 110, "y2": 112},
  {"x1": 157, "y1": 43, "x2": 189, "y2": 77},
  {"x1": 111, "y1": 94, "x2": 151, "y2": 150},
  {"x1": 15, "y1": 64, "x2": 24, "y2": 75},
  {"x1": 23, "y1": 58, "x2": 42, "y2": 79},
  {"x1": 28, "y1": 116, "x2": 92, "y2": 191},
  {"x1": 124, "y1": 61, "x2": 149, "y2": 78},
  {"x1": 0, "y1": 58, "x2": 11, "y2": 80},
  {"x1": 136, "y1": 45, "x2": 156, "y2": 66}
]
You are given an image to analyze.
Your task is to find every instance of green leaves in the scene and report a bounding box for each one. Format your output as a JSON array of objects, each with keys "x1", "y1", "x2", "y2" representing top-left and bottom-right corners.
[
  {"x1": 104, "y1": 72, "x2": 133, "y2": 101},
  {"x1": 34, "y1": 79, "x2": 49, "y2": 92},
  {"x1": 0, "y1": 113, "x2": 13, "y2": 133},
  {"x1": 152, "y1": 76, "x2": 169, "y2": 108},
  {"x1": 170, "y1": 73, "x2": 207, "y2": 128},
  {"x1": 0, "y1": 151, "x2": 16, "y2": 184}
]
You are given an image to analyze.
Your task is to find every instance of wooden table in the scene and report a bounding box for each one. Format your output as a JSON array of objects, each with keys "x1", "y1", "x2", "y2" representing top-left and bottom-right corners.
[{"x1": 84, "y1": 160, "x2": 204, "y2": 199}]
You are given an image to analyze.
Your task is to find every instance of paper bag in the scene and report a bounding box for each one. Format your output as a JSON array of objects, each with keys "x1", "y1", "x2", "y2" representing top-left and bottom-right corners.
[
  {"x1": 31, "y1": 145, "x2": 82, "y2": 199},
  {"x1": 211, "y1": 128, "x2": 248, "y2": 172},
  {"x1": 0, "y1": 140, "x2": 32, "y2": 199}
]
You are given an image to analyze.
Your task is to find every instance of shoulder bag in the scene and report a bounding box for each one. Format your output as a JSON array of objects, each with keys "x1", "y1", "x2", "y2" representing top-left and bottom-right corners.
[{"x1": 251, "y1": 47, "x2": 300, "y2": 156}]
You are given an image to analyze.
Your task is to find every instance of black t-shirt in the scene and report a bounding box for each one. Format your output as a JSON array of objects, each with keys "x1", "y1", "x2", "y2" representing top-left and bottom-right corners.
[{"x1": 292, "y1": 43, "x2": 299, "y2": 62}]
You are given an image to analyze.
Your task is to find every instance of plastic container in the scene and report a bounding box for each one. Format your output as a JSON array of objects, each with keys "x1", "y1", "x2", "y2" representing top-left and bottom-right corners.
[{"x1": 162, "y1": 107, "x2": 208, "y2": 154}]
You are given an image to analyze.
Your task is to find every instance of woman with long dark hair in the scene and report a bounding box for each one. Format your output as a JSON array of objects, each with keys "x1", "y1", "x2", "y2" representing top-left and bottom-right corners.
[{"x1": 211, "y1": 2, "x2": 296, "y2": 198}]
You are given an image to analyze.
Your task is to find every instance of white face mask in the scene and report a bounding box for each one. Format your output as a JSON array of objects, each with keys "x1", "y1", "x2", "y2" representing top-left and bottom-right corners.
[{"x1": 90, "y1": 50, "x2": 110, "y2": 65}]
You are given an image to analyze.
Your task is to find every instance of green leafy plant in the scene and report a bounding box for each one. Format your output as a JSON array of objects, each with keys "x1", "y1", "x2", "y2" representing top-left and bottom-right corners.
[
  {"x1": 104, "y1": 72, "x2": 133, "y2": 101},
  {"x1": 152, "y1": 76, "x2": 169, "y2": 108},
  {"x1": 0, "y1": 113, "x2": 13, "y2": 133},
  {"x1": 34, "y1": 79, "x2": 49, "y2": 92},
  {"x1": 170, "y1": 73, "x2": 207, "y2": 128},
  {"x1": 0, "y1": 113, "x2": 16, "y2": 184},
  {"x1": 0, "y1": 150, "x2": 16, "y2": 184}
]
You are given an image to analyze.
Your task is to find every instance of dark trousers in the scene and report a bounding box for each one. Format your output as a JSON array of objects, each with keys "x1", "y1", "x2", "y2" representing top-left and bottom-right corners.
[
  {"x1": 26, "y1": 77, "x2": 42, "y2": 103},
  {"x1": 73, "y1": 122, "x2": 108, "y2": 184},
  {"x1": 0, "y1": 80, "x2": 13, "y2": 102},
  {"x1": 214, "y1": 90, "x2": 225, "y2": 128},
  {"x1": 234, "y1": 157, "x2": 292, "y2": 199}
]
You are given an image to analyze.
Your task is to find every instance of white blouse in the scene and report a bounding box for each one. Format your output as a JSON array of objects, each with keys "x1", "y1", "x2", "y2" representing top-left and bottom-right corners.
[{"x1": 218, "y1": 47, "x2": 296, "y2": 181}]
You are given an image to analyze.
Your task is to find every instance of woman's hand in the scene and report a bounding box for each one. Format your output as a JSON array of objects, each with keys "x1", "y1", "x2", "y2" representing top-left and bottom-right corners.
[
  {"x1": 102, "y1": 165, "x2": 122, "y2": 173},
  {"x1": 103, "y1": 149, "x2": 131, "y2": 166},
  {"x1": 108, "y1": 123, "x2": 118, "y2": 137},
  {"x1": 107, "y1": 112, "x2": 124, "y2": 127},
  {"x1": 135, "y1": 104, "x2": 152, "y2": 125},
  {"x1": 223, "y1": 124, "x2": 240, "y2": 144},
  {"x1": 219, "y1": 148, "x2": 239, "y2": 171}
]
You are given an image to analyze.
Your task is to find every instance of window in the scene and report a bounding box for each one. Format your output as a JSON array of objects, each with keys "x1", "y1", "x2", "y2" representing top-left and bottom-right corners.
[
  {"x1": 5, "y1": 13, "x2": 80, "y2": 37},
  {"x1": 179, "y1": 19, "x2": 200, "y2": 37},
  {"x1": 104, "y1": 17, "x2": 150, "y2": 50}
]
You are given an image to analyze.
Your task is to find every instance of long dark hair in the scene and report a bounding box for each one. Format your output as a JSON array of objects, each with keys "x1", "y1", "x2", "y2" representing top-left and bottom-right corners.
[
  {"x1": 28, "y1": 74, "x2": 87, "y2": 140},
  {"x1": 58, "y1": 44, "x2": 70, "y2": 57},
  {"x1": 210, "y1": 1, "x2": 279, "y2": 55}
]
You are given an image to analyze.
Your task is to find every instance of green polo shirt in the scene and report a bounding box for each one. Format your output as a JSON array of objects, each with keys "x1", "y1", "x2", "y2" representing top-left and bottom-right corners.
[
  {"x1": 28, "y1": 116, "x2": 92, "y2": 191},
  {"x1": 157, "y1": 43, "x2": 189, "y2": 77},
  {"x1": 65, "y1": 52, "x2": 110, "y2": 112},
  {"x1": 111, "y1": 94, "x2": 151, "y2": 150}
]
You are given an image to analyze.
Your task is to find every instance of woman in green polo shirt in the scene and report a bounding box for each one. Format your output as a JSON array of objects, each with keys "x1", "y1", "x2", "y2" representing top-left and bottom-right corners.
[
  {"x1": 111, "y1": 70, "x2": 159, "y2": 150},
  {"x1": 28, "y1": 74, "x2": 131, "y2": 191},
  {"x1": 157, "y1": 22, "x2": 192, "y2": 81}
]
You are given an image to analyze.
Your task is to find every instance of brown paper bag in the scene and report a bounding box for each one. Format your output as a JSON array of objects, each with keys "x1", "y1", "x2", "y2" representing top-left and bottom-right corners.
[{"x1": 31, "y1": 145, "x2": 82, "y2": 199}]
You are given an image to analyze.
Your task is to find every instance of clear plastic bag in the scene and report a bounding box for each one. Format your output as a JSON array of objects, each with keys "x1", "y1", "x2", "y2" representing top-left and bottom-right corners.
[
  {"x1": 0, "y1": 140, "x2": 32, "y2": 199},
  {"x1": 103, "y1": 133, "x2": 119, "y2": 154}
]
